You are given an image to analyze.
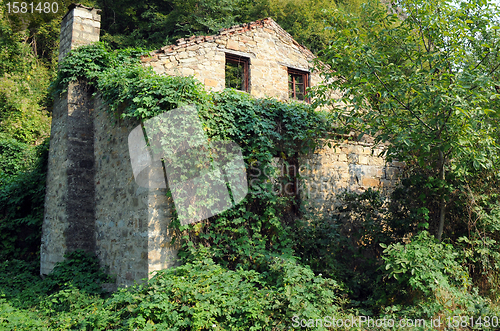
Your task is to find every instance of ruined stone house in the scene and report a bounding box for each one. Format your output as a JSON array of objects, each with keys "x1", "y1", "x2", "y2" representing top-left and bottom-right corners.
[{"x1": 41, "y1": 4, "x2": 400, "y2": 286}]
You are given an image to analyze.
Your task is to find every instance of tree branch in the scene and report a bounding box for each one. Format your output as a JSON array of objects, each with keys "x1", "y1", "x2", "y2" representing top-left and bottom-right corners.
[
  {"x1": 473, "y1": 51, "x2": 490, "y2": 71},
  {"x1": 372, "y1": 71, "x2": 434, "y2": 132}
]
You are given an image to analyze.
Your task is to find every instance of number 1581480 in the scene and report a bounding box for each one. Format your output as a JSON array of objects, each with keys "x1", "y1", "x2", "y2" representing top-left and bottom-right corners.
[{"x1": 6, "y1": 2, "x2": 59, "y2": 14}]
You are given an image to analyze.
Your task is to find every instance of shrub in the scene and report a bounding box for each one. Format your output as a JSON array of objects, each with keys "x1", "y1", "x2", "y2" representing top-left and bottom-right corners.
[
  {"x1": 0, "y1": 139, "x2": 48, "y2": 261},
  {"x1": 0, "y1": 134, "x2": 34, "y2": 177}
]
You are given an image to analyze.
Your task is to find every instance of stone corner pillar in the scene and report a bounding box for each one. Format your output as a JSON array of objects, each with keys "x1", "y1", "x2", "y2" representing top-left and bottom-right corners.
[
  {"x1": 58, "y1": 3, "x2": 101, "y2": 63},
  {"x1": 41, "y1": 4, "x2": 101, "y2": 276}
]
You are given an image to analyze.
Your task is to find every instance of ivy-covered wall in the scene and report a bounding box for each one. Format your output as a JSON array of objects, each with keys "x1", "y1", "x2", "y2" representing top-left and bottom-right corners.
[
  {"x1": 42, "y1": 4, "x2": 179, "y2": 286},
  {"x1": 42, "y1": 4, "x2": 400, "y2": 286},
  {"x1": 42, "y1": 84, "x2": 180, "y2": 286}
]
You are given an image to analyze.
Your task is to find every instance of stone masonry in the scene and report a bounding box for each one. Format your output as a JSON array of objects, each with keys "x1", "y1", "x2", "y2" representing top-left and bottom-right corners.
[
  {"x1": 143, "y1": 17, "x2": 321, "y2": 100},
  {"x1": 300, "y1": 140, "x2": 402, "y2": 218},
  {"x1": 42, "y1": 4, "x2": 400, "y2": 286},
  {"x1": 42, "y1": 4, "x2": 178, "y2": 286},
  {"x1": 58, "y1": 4, "x2": 101, "y2": 63}
]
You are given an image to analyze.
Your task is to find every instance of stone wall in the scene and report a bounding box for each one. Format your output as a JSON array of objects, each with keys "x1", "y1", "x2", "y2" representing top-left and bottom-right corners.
[
  {"x1": 144, "y1": 18, "x2": 321, "y2": 100},
  {"x1": 93, "y1": 99, "x2": 178, "y2": 286},
  {"x1": 43, "y1": 4, "x2": 400, "y2": 286},
  {"x1": 42, "y1": 3, "x2": 101, "y2": 279},
  {"x1": 40, "y1": 91, "x2": 70, "y2": 275},
  {"x1": 300, "y1": 141, "x2": 402, "y2": 218},
  {"x1": 42, "y1": 4, "x2": 178, "y2": 286}
]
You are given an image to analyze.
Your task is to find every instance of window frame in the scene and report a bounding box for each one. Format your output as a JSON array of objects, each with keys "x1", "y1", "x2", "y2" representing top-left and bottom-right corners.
[
  {"x1": 288, "y1": 68, "x2": 309, "y2": 102},
  {"x1": 225, "y1": 53, "x2": 250, "y2": 92}
]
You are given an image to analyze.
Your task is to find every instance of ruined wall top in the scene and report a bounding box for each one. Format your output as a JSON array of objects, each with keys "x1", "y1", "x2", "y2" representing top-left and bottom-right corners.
[
  {"x1": 142, "y1": 17, "x2": 320, "y2": 100},
  {"x1": 58, "y1": 3, "x2": 101, "y2": 63},
  {"x1": 152, "y1": 18, "x2": 314, "y2": 60}
]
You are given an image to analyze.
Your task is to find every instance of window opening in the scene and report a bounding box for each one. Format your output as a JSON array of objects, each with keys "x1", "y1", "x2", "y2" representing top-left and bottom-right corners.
[
  {"x1": 288, "y1": 68, "x2": 309, "y2": 101},
  {"x1": 225, "y1": 53, "x2": 249, "y2": 91}
]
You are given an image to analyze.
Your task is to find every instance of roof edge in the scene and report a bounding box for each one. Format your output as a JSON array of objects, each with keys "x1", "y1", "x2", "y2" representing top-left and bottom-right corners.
[{"x1": 152, "y1": 17, "x2": 314, "y2": 58}]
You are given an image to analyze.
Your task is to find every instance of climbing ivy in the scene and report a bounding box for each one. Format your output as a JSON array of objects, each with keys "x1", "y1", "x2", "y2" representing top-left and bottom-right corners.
[{"x1": 53, "y1": 42, "x2": 332, "y2": 271}]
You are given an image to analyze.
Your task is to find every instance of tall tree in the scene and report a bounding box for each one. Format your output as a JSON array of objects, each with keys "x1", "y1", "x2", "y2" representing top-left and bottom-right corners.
[{"x1": 312, "y1": 0, "x2": 500, "y2": 240}]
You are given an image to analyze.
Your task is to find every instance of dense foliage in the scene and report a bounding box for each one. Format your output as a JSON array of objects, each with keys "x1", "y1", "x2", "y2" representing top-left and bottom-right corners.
[
  {"x1": 311, "y1": 0, "x2": 500, "y2": 313},
  {"x1": 0, "y1": 139, "x2": 48, "y2": 261},
  {"x1": 1, "y1": 0, "x2": 500, "y2": 329},
  {"x1": 313, "y1": 0, "x2": 500, "y2": 238}
]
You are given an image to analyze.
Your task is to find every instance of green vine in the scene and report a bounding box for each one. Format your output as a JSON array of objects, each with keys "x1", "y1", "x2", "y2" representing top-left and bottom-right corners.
[{"x1": 53, "y1": 42, "x2": 332, "y2": 272}]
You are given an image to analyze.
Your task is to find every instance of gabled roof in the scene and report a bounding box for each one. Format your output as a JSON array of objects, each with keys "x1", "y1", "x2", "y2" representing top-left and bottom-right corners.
[{"x1": 152, "y1": 17, "x2": 314, "y2": 59}]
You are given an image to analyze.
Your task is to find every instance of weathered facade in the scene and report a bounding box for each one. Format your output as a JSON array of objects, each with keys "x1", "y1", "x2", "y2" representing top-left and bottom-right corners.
[
  {"x1": 144, "y1": 17, "x2": 321, "y2": 100},
  {"x1": 41, "y1": 4, "x2": 178, "y2": 286},
  {"x1": 41, "y1": 4, "x2": 399, "y2": 286}
]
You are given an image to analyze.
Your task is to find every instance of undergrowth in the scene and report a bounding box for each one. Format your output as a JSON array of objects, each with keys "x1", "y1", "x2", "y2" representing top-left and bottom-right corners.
[{"x1": 1, "y1": 42, "x2": 499, "y2": 330}]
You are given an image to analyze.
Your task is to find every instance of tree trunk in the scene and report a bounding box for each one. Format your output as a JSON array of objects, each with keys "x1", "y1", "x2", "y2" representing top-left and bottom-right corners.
[{"x1": 437, "y1": 149, "x2": 446, "y2": 241}]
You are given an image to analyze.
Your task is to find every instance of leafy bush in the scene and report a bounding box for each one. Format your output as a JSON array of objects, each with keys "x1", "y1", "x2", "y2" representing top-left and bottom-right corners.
[
  {"x1": 0, "y1": 253, "x2": 341, "y2": 330},
  {"x1": 0, "y1": 134, "x2": 34, "y2": 177},
  {"x1": 93, "y1": 258, "x2": 340, "y2": 330},
  {"x1": 382, "y1": 231, "x2": 470, "y2": 297},
  {"x1": 293, "y1": 189, "x2": 393, "y2": 308},
  {"x1": 42, "y1": 250, "x2": 114, "y2": 296},
  {"x1": 0, "y1": 139, "x2": 48, "y2": 261},
  {"x1": 0, "y1": 251, "x2": 112, "y2": 330},
  {"x1": 380, "y1": 231, "x2": 500, "y2": 327}
]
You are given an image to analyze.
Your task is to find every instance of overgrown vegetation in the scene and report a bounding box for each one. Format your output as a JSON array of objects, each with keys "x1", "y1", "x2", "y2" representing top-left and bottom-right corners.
[{"x1": 1, "y1": 0, "x2": 500, "y2": 329}]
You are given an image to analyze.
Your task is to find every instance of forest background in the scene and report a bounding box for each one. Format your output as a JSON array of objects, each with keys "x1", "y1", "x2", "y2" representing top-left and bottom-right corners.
[{"x1": 1, "y1": 0, "x2": 500, "y2": 329}]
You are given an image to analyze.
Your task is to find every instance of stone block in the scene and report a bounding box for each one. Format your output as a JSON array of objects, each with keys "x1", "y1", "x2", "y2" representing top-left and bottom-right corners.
[
  {"x1": 385, "y1": 167, "x2": 401, "y2": 180},
  {"x1": 380, "y1": 179, "x2": 396, "y2": 188},
  {"x1": 204, "y1": 78, "x2": 218, "y2": 87},
  {"x1": 359, "y1": 155, "x2": 369, "y2": 165},
  {"x1": 361, "y1": 177, "x2": 380, "y2": 188},
  {"x1": 74, "y1": 7, "x2": 94, "y2": 19},
  {"x1": 179, "y1": 57, "x2": 197, "y2": 63},
  {"x1": 389, "y1": 161, "x2": 405, "y2": 168},
  {"x1": 180, "y1": 68, "x2": 195, "y2": 76},
  {"x1": 164, "y1": 62, "x2": 176, "y2": 69},
  {"x1": 362, "y1": 147, "x2": 372, "y2": 155},
  {"x1": 186, "y1": 45, "x2": 199, "y2": 51},
  {"x1": 151, "y1": 63, "x2": 166, "y2": 75},
  {"x1": 370, "y1": 157, "x2": 385, "y2": 166},
  {"x1": 331, "y1": 162, "x2": 349, "y2": 171}
]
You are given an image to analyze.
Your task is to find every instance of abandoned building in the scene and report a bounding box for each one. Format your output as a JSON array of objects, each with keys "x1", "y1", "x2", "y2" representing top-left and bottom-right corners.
[{"x1": 41, "y1": 4, "x2": 401, "y2": 286}]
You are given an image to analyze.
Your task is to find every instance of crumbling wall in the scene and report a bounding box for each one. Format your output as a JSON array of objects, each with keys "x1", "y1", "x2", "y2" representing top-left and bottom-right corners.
[
  {"x1": 145, "y1": 18, "x2": 321, "y2": 100},
  {"x1": 93, "y1": 99, "x2": 178, "y2": 286},
  {"x1": 43, "y1": 4, "x2": 400, "y2": 287},
  {"x1": 42, "y1": 4, "x2": 178, "y2": 286},
  {"x1": 58, "y1": 4, "x2": 101, "y2": 62},
  {"x1": 300, "y1": 141, "x2": 402, "y2": 218}
]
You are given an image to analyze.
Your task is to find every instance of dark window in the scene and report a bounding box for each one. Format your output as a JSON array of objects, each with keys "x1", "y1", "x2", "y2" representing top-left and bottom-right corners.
[
  {"x1": 288, "y1": 68, "x2": 309, "y2": 101},
  {"x1": 225, "y1": 54, "x2": 249, "y2": 91}
]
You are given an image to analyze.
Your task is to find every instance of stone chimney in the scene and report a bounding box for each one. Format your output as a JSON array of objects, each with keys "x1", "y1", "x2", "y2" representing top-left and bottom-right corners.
[
  {"x1": 58, "y1": 3, "x2": 101, "y2": 62},
  {"x1": 41, "y1": 4, "x2": 101, "y2": 276}
]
